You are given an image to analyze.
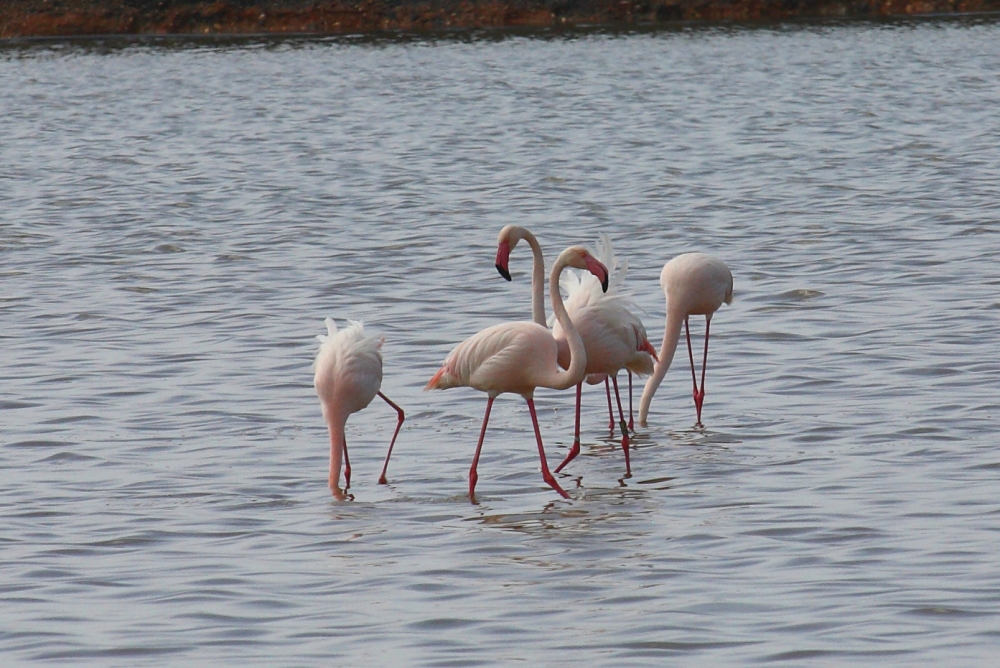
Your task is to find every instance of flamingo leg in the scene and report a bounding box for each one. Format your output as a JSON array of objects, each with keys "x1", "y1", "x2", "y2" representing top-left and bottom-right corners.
[
  {"x1": 696, "y1": 317, "x2": 712, "y2": 428},
  {"x1": 605, "y1": 377, "x2": 615, "y2": 431},
  {"x1": 610, "y1": 375, "x2": 632, "y2": 476},
  {"x1": 342, "y1": 437, "x2": 351, "y2": 489},
  {"x1": 555, "y1": 382, "x2": 583, "y2": 473},
  {"x1": 525, "y1": 397, "x2": 569, "y2": 499},
  {"x1": 627, "y1": 370, "x2": 634, "y2": 432},
  {"x1": 469, "y1": 397, "x2": 495, "y2": 501},
  {"x1": 377, "y1": 391, "x2": 405, "y2": 485},
  {"x1": 685, "y1": 316, "x2": 702, "y2": 428},
  {"x1": 686, "y1": 315, "x2": 712, "y2": 428}
]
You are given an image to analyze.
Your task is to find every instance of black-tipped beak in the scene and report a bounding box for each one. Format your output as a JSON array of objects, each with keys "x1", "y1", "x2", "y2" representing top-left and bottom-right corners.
[
  {"x1": 495, "y1": 240, "x2": 512, "y2": 281},
  {"x1": 584, "y1": 256, "x2": 610, "y2": 293}
]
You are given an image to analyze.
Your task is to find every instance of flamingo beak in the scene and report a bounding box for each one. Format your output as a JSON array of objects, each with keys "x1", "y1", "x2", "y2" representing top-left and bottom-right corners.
[
  {"x1": 495, "y1": 240, "x2": 511, "y2": 281},
  {"x1": 584, "y1": 256, "x2": 610, "y2": 293},
  {"x1": 640, "y1": 338, "x2": 659, "y2": 362}
]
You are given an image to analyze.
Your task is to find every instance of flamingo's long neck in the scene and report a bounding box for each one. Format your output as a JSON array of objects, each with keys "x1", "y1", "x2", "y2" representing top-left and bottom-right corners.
[
  {"x1": 522, "y1": 230, "x2": 547, "y2": 327},
  {"x1": 638, "y1": 303, "x2": 685, "y2": 425},
  {"x1": 324, "y1": 408, "x2": 348, "y2": 490},
  {"x1": 544, "y1": 253, "x2": 588, "y2": 391}
]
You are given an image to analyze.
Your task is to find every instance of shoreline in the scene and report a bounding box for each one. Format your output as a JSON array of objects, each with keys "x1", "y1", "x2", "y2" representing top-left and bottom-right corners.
[{"x1": 2, "y1": 0, "x2": 998, "y2": 39}]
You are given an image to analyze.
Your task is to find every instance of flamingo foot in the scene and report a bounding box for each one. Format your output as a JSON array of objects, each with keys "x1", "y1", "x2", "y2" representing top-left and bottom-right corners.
[
  {"x1": 542, "y1": 471, "x2": 570, "y2": 499},
  {"x1": 469, "y1": 468, "x2": 479, "y2": 500},
  {"x1": 555, "y1": 439, "x2": 581, "y2": 473},
  {"x1": 693, "y1": 388, "x2": 705, "y2": 428},
  {"x1": 619, "y1": 423, "x2": 632, "y2": 476}
]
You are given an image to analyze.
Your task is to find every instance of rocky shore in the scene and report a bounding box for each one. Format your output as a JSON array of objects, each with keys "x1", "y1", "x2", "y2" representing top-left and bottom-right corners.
[{"x1": 2, "y1": 0, "x2": 998, "y2": 39}]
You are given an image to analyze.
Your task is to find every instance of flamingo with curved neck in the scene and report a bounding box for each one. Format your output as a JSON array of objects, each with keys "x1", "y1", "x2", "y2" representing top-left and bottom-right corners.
[
  {"x1": 495, "y1": 225, "x2": 546, "y2": 327},
  {"x1": 638, "y1": 253, "x2": 733, "y2": 428},
  {"x1": 495, "y1": 225, "x2": 656, "y2": 476},
  {"x1": 426, "y1": 246, "x2": 608, "y2": 500}
]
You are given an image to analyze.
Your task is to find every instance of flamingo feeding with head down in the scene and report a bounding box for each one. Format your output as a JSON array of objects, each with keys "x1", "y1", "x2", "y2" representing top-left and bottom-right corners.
[
  {"x1": 495, "y1": 226, "x2": 656, "y2": 476},
  {"x1": 314, "y1": 318, "x2": 405, "y2": 499},
  {"x1": 638, "y1": 253, "x2": 733, "y2": 428},
  {"x1": 426, "y1": 246, "x2": 609, "y2": 500}
]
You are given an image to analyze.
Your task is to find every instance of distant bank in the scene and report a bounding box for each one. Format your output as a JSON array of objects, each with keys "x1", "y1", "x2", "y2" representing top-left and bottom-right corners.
[{"x1": 2, "y1": 0, "x2": 998, "y2": 39}]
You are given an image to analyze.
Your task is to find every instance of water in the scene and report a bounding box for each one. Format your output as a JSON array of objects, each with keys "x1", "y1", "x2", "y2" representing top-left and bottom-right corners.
[{"x1": 3, "y1": 18, "x2": 1000, "y2": 665}]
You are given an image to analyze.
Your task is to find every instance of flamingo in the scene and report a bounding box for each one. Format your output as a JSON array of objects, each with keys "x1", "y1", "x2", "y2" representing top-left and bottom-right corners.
[
  {"x1": 638, "y1": 253, "x2": 733, "y2": 429},
  {"x1": 495, "y1": 226, "x2": 656, "y2": 476},
  {"x1": 314, "y1": 318, "x2": 405, "y2": 499},
  {"x1": 426, "y1": 246, "x2": 609, "y2": 500}
]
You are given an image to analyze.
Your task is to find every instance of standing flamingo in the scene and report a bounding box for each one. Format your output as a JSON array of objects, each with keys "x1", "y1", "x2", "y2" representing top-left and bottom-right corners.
[
  {"x1": 426, "y1": 246, "x2": 609, "y2": 500},
  {"x1": 495, "y1": 226, "x2": 656, "y2": 476},
  {"x1": 638, "y1": 253, "x2": 733, "y2": 428},
  {"x1": 314, "y1": 318, "x2": 405, "y2": 499}
]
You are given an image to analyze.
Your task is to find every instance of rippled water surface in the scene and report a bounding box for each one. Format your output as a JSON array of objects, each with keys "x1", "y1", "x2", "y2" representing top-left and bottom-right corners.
[{"x1": 3, "y1": 18, "x2": 1000, "y2": 664}]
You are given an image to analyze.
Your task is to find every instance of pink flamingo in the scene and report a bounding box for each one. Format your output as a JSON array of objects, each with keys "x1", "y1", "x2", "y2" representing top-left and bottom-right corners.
[
  {"x1": 638, "y1": 253, "x2": 733, "y2": 428},
  {"x1": 495, "y1": 226, "x2": 656, "y2": 476},
  {"x1": 426, "y1": 246, "x2": 609, "y2": 500},
  {"x1": 314, "y1": 318, "x2": 405, "y2": 499}
]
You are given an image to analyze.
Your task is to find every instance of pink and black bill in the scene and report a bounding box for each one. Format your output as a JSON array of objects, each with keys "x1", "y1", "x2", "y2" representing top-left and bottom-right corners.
[
  {"x1": 495, "y1": 239, "x2": 512, "y2": 281},
  {"x1": 585, "y1": 256, "x2": 610, "y2": 293}
]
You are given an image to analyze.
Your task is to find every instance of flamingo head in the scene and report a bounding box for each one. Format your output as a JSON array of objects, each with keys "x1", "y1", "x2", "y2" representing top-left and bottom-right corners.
[
  {"x1": 496, "y1": 224, "x2": 532, "y2": 282},
  {"x1": 495, "y1": 238, "x2": 512, "y2": 281},
  {"x1": 562, "y1": 246, "x2": 609, "y2": 293}
]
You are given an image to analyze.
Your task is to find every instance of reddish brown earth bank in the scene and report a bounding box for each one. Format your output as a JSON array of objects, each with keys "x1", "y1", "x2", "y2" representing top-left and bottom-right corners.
[{"x1": 2, "y1": 0, "x2": 998, "y2": 38}]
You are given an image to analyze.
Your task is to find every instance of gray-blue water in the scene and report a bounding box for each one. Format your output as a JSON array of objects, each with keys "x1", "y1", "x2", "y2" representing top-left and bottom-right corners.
[{"x1": 3, "y1": 17, "x2": 1000, "y2": 665}]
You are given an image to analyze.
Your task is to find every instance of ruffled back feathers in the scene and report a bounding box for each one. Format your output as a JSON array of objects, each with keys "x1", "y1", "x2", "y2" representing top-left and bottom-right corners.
[
  {"x1": 550, "y1": 233, "x2": 636, "y2": 325},
  {"x1": 315, "y1": 318, "x2": 383, "y2": 368}
]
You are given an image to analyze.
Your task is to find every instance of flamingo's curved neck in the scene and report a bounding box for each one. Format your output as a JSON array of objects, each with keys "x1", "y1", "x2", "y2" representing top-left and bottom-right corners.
[
  {"x1": 324, "y1": 408, "x2": 348, "y2": 489},
  {"x1": 638, "y1": 302, "x2": 685, "y2": 425},
  {"x1": 546, "y1": 253, "x2": 588, "y2": 391},
  {"x1": 521, "y1": 230, "x2": 547, "y2": 327}
]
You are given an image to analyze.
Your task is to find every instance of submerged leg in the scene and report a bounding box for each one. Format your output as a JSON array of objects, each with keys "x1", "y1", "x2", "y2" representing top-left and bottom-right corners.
[
  {"x1": 610, "y1": 375, "x2": 632, "y2": 476},
  {"x1": 555, "y1": 382, "x2": 583, "y2": 473},
  {"x1": 469, "y1": 397, "x2": 495, "y2": 501},
  {"x1": 377, "y1": 391, "x2": 406, "y2": 485},
  {"x1": 526, "y1": 397, "x2": 569, "y2": 499}
]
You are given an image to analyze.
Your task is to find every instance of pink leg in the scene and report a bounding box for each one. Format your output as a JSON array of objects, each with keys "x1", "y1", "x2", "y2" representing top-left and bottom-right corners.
[
  {"x1": 605, "y1": 377, "x2": 615, "y2": 431},
  {"x1": 525, "y1": 397, "x2": 569, "y2": 499},
  {"x1": 685, "y1": 316, "x2": 710, "y2": 428},
  {"x1": 610, "y1": 375, "x2": 632, "y2": 476},
  {"x1": 555, "y1": 382, "x2": 583, "y2": 473},
  {"x1": 469, "y1": 397, "x2": 495, "y2": 501},
  {"x1": 697, "y1": 317, "x2": 712, "y2": 427},
  {"x1": 342, "y1": 437, "x2": 351, "y2": 489},
  {"x1": 377, "y1": 391, "x2": 405, "y2": 485},
  {"x1": 627, "y1": 370, "x2": 634, "y2": 432}
]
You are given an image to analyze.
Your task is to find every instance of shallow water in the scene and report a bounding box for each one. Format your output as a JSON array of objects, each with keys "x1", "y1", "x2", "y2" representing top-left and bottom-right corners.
[{"x1": 3, "y1": 17, "x2": 1000, "y2": 665}]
